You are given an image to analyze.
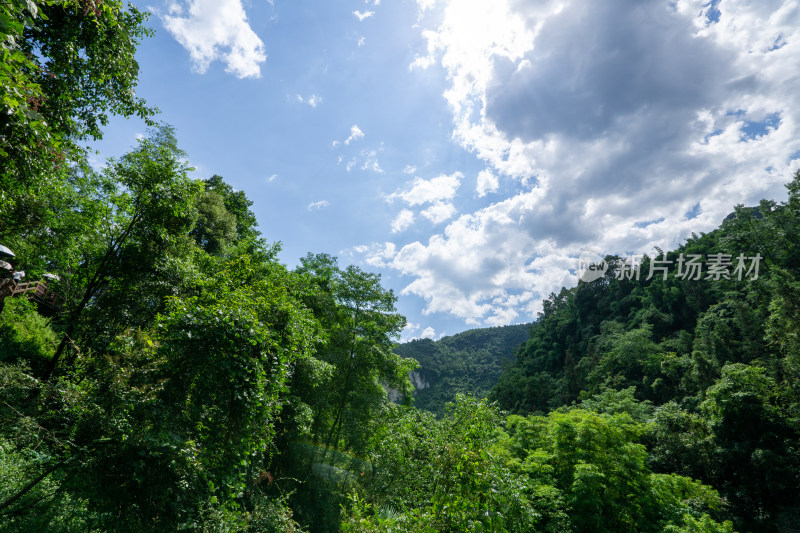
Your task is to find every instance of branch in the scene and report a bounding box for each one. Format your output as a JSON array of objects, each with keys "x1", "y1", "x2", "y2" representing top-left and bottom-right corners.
[{"x1": 0, "y1": 458, "x2": 67, "y2": 515}]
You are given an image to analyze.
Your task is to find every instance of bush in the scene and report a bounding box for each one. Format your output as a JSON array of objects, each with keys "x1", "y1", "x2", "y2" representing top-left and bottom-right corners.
[{"x1": 0, "y1": 298, "x2": 57, "y2": 371}]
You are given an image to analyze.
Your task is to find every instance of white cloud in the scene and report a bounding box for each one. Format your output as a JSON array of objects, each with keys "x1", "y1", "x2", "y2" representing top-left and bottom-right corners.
[
  {"x1": 297, "y1": 94, "x2": 321, "y2": 107},
  {"x1": 418, "y1": 0, "x2": 437, "y2": 12},
  {"x1": 345, "y1": 124, "x2": 365, "y2": 145},
  {"x1": 375, "y1": 0, "x2": 800, "y2": 327},
  {"x1": 364, "y1": 242, "x2": 397, "y2": 267},
  {"x1": 161, "y1": 0, "x2": 266, "y2": 78},
  {"x1": 307, "y1": 200, "x2": 330, "y2": 211},
  {"x1": 401, "y1": 322, "x2": 421, "y2": 340},
  {"x1": 476, "y1": 169, "x2": 498, "y2": 197},
  {"x1": 266, "y1": 174, "x2": 277, "y2": 182},
  {"x1": 389, "y1": 171, "x2": 463, "y2": 206},
  {"x1": 391, "y1": 209, "x2": 415, "y2": 233},
  {"x1": 419, "y1": 326, "x2": 437, "y2": 339},
  {"x1": 360, "y1": 149, "x2": 384, "y2": 173},
  {"x1": 421, "y1": 201, "x2": 457, "y2": 224},
  {"x1": 401, "y1": 322, "x2": 440, "y2": 342},
  {"x1": 353, "y1": 10, "x2": 374, "y2": 21},
  {"x1": 358, "y1": 36, "x2": 366, "y2": 47},
  {"x1": 409, "y1": 54, "x2": 437, "y2": 70},
  {"x1": 403, "y1": 165, "x2": 418, "y2": 174}
]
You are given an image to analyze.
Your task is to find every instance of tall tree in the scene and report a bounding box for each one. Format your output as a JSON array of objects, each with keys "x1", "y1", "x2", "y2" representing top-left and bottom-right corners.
[
  {"x1": 294, "y1": 254, "x2": 414, "y2": 454},
  {"x1": 43, "y1": 125, "x2": 201, "y2": 379},
  {"x1": 1, "y1": 0, "x2": 154, "y2": 200}
]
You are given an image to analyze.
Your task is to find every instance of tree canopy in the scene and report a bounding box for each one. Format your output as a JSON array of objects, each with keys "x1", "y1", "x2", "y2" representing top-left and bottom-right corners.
[{"x1": 1, "y1": 4, "x2": 799, "y2": 531}]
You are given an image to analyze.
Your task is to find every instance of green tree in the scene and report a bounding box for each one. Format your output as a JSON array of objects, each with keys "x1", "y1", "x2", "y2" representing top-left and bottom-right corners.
[
  {"x1": 700, "y1": 363, "x2": 800, "y2": 529},
  {"x1": 1, "y1": 0, "x2": 154, "y2": 200},
  {"x1": 0, "y1": 298, "x2": 58, "y2": 372},
  {"x1": 505, "y1": 409, "x2": 732, "y2": 532},
  {"x1": 295, "y1": 254, "x2": 413, "y2": 454},
  {"x1": 155, "y1": 255, "x2": 318, "y2": 518},
  {"x1": 43, "y1": 125, "x2": 202, "y2": 379},
  {"x1": 345, "y1": 397, "x2": 538, "y2": 533},
  {"x1": 585, "y1": 324, "x2": 664, "y2": 399},
  {"x1": 203, "y1": 175, "x2": 261, "y2": 244},
  {"x1": 191, "y1": 189, "x2": 237, "y2": 254},
  {"x1": 275, "y1": 254, "x2": 414, "y2": 532}
]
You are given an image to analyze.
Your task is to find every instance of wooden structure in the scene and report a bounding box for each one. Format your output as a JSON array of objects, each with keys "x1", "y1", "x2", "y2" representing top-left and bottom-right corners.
[{"x1": 11, "y1": 281, "x2": 64, "y2": 315}]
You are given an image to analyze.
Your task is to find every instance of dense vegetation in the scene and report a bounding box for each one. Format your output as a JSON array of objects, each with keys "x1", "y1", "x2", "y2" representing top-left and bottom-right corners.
[
  {"x1": 0, "y1": 2, "x2": 797, "y2": 531},
  {"x1": 490, "y1": 181, "x2": 800, "y2": 531},
  {"x1": 394, "y1": 324, "x2": 530, "y2": 415}
]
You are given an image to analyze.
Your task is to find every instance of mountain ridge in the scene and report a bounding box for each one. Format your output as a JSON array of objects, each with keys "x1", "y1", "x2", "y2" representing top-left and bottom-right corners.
[{"x1": 394, "y1": 323, "x2": 532, "y2": 414}]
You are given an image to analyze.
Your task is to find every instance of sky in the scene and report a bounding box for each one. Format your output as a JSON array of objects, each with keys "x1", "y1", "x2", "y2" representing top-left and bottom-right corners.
[{"x1": 93, "y1": 0, "x2": 800, "y2": 342}]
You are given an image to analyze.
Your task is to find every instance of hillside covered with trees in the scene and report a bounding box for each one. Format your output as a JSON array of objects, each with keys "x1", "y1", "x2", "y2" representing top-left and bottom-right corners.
[
  {"x1": 489, "y1": 185, "x2": 800, "y2": 531},
  {"x1": 0, "y1": 2, "x2": 798, "y2": 532},
  {"x1": 394, "y1": 324, "x2": 530, "y2": 414}
]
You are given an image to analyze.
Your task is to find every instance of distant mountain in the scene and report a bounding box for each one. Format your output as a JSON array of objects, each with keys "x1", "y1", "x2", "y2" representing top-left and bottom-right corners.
[{"x1": 394, "y1": 323, "x2": 533, "y2": 414}]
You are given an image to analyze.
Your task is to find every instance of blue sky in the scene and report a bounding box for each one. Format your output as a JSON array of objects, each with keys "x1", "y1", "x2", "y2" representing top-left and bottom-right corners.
[{"x1": 94, "y1": 0, "x2": 800, "y2": 341}]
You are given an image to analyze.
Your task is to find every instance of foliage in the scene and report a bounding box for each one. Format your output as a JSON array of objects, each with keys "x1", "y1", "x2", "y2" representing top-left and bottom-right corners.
[
  {"x1": 1, "y1": 0, "x2": 154, "y2": 203},
  {"x1": 0, "y1": 298, "x2": 57, "y2": 370},
  {"x1": 394, "y1": 324, "x2": 531, "y2": 415},
  {"x1": 1, "y1": 7, "x2": 798, "y2": 528},
  {"x1": 491, "y1": 170, "x2": 800, "y2": 530},
  {"x1": 342, "y1": 397, "x2": 731, "y2": 533},
  {"x1": 271, "y1": 253, "x2": 416, "y2": 532},
  {"x1": 344, "y1": 396, "x2": 538, "y2": 532},
  {"x1": 42, "y1": 124, "x2": 202, "y2": 378},
  {"x1": 191, "y1": 190, "x2": 238, "y2": 254}
]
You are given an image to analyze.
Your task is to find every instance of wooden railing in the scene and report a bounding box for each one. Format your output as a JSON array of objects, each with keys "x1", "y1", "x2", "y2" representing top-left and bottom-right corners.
[{"x1": 11, "y1": 281, "x2": 64, "y2": 311}]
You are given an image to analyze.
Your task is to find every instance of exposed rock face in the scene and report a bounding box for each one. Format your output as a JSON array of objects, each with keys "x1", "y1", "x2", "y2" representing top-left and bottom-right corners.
[
  {"x1": 386, "y1": 388, "x2": 401, "y2": 403},
  {"x1": 409, "y1": 370, "x2": 429, "y2": 390},
  {"x1": 385, "y1": 371, "x2": 431, "y2": 402}
]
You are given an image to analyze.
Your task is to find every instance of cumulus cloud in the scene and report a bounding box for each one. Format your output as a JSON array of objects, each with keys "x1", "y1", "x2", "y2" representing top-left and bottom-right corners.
[
  {"x1": 307, "y1": 200, "x2": 330, "y2": 211},
  {"x1": 401, "y1": 322, "x2": 440, "y2": 342},
  {"x1": 421, "y1": 201, "x2": 457, "y2": 224},
  {"x1": 364, "y1": 242, "x2": 397, "y2": 267},
  {"x1": 161, "y1": 0, "x2": 266, "y2": 78},
  {"x1": 371, "y1": 0, "x2": 800, "y2": 327},
  {"x1": 476, "y1": 169, "x2": 498, "y2": 197},
  {"x1": 419, "y1": 326, "x2": 437, "y2": 338},
  {"x1": 391, "y1": 209, "x2": 415, "y2": 233},
  {"x1": 389, "y1": 172, "x2": 463, "y2": 206}
]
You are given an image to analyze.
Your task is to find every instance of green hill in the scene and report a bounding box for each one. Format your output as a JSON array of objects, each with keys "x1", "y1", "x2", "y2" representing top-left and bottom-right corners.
[
  {"x1": 487, "y1": 185, "x2": 800, "y2": 531},
  {"x1": 394, "y1": 323, "x2": 532, "y2": 414}
]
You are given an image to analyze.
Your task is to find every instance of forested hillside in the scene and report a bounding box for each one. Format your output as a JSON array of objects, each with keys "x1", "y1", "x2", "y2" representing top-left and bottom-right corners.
[
  {"x1": 490, "y1": 183, "x2": 800, "y2": 531},
  {"x1": 0, "y1": 2, "x2": 797, "y2": 532},
  {"x1": 394, "y1": 324, "x2": 530, "y2": 414}
]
